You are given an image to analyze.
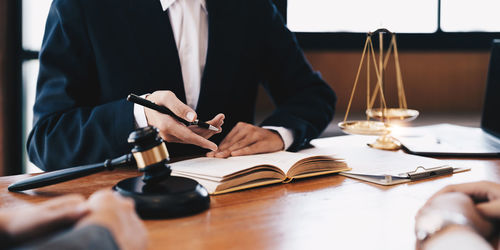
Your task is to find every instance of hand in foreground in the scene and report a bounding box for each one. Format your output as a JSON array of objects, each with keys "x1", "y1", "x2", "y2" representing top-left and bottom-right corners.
[
  {"x1": 415, "y1": 181, "x2": 500, "y2": 250},
  {"x1": 207, "y1": 122, "x2": 284, "y2": 158},
  {"x1": 416, "y1": 192, "x2": 494, "y2": 239},
  {"x1": 145, "y1": 90, "x2": 224, "y2": 151},
  {"x1": 431, "y1": 181, "x2": 500, "y2": 220},
  {"x1": 0, "y1": 194, "x2": 88, "y2": 243},
  {"x1": 76, "y1": 190, "x2": 147, "y2": 250}
]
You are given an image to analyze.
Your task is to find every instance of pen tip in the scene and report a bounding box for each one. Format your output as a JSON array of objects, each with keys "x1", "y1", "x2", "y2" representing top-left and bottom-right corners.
[{"x1": 209, "y1": 125, "x2": 219, "y2": 132}]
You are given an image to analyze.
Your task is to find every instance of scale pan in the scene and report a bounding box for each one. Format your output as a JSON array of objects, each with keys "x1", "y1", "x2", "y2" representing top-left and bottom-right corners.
[
  {"x1": 366, "y1": 108, "x2": 419, "y2": 121},
  {"x1": 338, "y1": 120, "x2": 390, "y2": 136}
]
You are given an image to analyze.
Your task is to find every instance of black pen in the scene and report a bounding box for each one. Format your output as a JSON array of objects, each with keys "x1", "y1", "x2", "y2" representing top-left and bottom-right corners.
[{"x1": 127, "y1": 94, "x2": 219, "y2": 132}]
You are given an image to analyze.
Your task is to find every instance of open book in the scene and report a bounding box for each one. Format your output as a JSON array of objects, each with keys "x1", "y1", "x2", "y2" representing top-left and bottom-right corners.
[{"x1": 170, "y1": 151, "x2": 350, "y2": 195}]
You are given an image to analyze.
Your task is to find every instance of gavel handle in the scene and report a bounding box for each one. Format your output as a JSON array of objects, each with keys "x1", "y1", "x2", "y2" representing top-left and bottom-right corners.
[{"x1": 8, "y1": 154, "x2": 135, "y2": 192}]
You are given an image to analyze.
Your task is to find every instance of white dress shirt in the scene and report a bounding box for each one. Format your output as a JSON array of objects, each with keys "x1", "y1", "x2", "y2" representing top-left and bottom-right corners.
[{"x1": 134, "y1": 0, "x2": 294, "y2": 149}]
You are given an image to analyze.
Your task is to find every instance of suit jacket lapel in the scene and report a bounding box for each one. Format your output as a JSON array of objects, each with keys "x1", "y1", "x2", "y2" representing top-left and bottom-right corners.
[
  {"x1": 197, "y1": 0, "x2": 216, "y2": 116},
  {"x1": 128, "y1": 0, "x2": 186, "y2": 102}
]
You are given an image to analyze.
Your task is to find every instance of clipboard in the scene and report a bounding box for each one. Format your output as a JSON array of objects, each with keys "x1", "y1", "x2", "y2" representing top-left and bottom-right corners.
[{"x1": 340, "y1": 165, "x2": 470, "y2": 186}]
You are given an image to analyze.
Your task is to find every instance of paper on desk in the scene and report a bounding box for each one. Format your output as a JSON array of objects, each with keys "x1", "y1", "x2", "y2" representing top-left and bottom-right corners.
[
  {"x1": 302, "y1": 135, "x2": 451, "y2": 176},
  {"x1": 392, "y1": 124, "x2": 500, "y2": 154}
]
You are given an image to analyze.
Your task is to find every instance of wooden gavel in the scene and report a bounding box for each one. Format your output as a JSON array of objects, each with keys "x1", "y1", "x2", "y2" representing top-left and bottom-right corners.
[{"x1": 8, "y1": 126, "x2": 171, "y2": 192}]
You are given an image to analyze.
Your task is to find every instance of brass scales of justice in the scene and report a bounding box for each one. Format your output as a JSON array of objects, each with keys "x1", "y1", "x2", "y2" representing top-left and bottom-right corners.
[{"x1": 338, "y1": 28, "x2": 419, "y2": 150}]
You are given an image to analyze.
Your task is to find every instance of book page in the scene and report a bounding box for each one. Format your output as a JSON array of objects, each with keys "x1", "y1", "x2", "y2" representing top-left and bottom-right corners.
[
  {"x1": 172, "y1": 172, "x2": 219, "y2": 194},
  {"x1": 170, "y1": 151, "x2": 317, "y2": 179}
]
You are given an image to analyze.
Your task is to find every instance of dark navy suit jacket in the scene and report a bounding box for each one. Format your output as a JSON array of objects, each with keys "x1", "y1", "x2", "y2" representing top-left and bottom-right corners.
[
  {"x1": 12, "y1": 225, "x2": 118, "y2": 250},
  {"x1": 27, "y1": 0, "x2": 337, "y2": 171}
]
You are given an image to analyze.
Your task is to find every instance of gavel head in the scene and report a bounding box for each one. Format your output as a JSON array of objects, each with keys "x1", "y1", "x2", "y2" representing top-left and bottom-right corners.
[{"x1": 128, "y1": 126, "x2": 172, "y2": 184}]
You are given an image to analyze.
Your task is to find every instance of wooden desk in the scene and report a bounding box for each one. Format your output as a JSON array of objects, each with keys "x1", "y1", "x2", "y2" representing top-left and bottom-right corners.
[{"x1": 1, "y1": 158, "x2": 499, "y2": 250}]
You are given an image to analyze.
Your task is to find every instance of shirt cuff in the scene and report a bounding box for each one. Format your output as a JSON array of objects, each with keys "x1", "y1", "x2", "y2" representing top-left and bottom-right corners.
[
  {"x1": 133, "y1": 94, "x2": 149, "y2": 128},
  {"x1": 262, "y1": 126, "x2": 294, "y2": 150}
]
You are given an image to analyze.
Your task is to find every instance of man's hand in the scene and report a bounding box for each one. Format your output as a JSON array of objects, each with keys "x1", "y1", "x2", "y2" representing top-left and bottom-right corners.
[
  {"x1": 415, "y1": 181, "x2": 500, "y2": 249},
  {"x1": 207, "y1": 122, "x2": 284, "y2": 158},
  {"x1": 145, "y1": 91, "x2": 224, "y2": 151},
  {"x1": 431, "y1": 181, "x2": 500, "y2": 220},
  {"x1": 416, "y1": 192, "x2": 494, "y2": 238},
  {"x1": 0, "y1": 194, "x2": 88, "y2": 243},
  {"x1": 76, "y1": 190, "x2": 147, "y2": 250}
]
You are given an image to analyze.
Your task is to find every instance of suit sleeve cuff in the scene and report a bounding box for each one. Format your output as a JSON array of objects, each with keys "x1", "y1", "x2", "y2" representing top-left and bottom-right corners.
[
  {"x1": 133, "y1": 94, "x2": 149, "y2": 128},
  {"x1": 262, "y1": 126, "x2": 294, "y2": 150}
]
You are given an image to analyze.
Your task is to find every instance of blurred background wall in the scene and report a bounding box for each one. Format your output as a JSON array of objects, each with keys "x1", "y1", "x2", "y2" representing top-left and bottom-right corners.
[
  {"x1": 256, "y1": 51, "x2": 489, "y2": 122},
  {"x1": 305, "y1": 51, "x2": 489, "y2": 113}
]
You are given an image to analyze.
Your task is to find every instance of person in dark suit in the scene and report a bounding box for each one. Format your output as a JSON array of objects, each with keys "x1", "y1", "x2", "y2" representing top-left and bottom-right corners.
[{"x1": 28, "y1": 0, "x2": 336, "y2": 171}]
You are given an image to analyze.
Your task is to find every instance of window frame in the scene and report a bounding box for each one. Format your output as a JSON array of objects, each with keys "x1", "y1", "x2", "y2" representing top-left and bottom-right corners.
[
  {"x1": 276, "y1": 0, "x2": 500, "y2": 50},
  {"x1": 2, "y1": 0, "x2": 24, "y2": 175}
]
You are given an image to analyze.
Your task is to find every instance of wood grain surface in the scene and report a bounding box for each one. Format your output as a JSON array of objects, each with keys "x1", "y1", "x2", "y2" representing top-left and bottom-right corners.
[{"x1": 1, "y1": 157, "x2": 499, "y2": 250}]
